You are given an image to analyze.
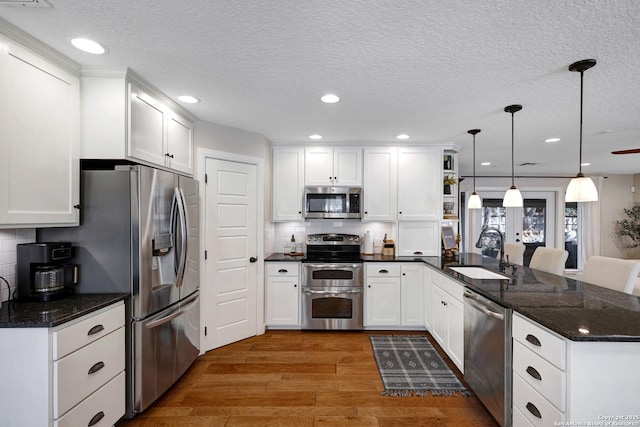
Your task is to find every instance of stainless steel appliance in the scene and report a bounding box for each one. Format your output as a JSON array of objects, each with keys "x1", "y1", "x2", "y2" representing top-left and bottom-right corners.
[
  {"x1": 302, "y1": 233, "x2": 363, "y2": 330},
  {"x1": 16, "y1": 242, "x2": 78, "y2": 301},
  {"x1": 38, "y1": 164, "x2": 199, "y2": 418},
  {"x1": 463, "y1": 289, "x2": 512, "y2": 426},
  {"x1": 304, "y1": 187, "x2": 362, "y2": 220}
]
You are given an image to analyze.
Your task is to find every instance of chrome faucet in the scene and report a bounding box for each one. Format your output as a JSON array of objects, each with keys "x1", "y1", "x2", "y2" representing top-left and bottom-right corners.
[{"x1": 475, "y1": 227, "x2": 507, "y2": 271}]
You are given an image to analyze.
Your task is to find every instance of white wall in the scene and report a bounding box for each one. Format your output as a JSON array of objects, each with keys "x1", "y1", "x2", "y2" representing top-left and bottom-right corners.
[{"x1": 0, "y1": 229, "x2": 35, "y2": 302}]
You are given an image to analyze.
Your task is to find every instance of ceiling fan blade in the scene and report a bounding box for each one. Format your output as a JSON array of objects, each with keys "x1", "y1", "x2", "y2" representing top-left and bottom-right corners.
[{"x1": 611, "y1": 148, "x2": 640, "y2": 155}]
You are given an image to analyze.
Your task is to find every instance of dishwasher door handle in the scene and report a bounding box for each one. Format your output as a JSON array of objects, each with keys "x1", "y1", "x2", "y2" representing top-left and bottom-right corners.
[{"x1": 464, "y1": 293, "x2": 504, "y2": 320}]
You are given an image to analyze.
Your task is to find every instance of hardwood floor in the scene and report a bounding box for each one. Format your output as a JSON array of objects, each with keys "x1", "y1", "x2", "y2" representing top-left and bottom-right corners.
[{"x1": 117, "y1": 330, "x2": 498, "y2": 426}]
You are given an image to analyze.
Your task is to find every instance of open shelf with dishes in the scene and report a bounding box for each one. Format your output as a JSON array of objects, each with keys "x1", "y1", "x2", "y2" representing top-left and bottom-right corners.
[{"x1": 443, "y1": 150, "x2": 458, "y2": 220}]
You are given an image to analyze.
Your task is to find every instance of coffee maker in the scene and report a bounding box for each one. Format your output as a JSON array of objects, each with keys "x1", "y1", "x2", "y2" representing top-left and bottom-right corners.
[{"x1": 17, "y1": 242, "x2": 79, "y2": 301}]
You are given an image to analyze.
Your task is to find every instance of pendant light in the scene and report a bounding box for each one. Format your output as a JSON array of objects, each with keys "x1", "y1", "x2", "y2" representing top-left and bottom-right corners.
[
  {"x1": 467, "y1": 129, "x2": 482, "y2": 209},
  {"x1": 565, "y1": 59, "x2": 598, "y2": 202},
  {"x1": 503, "y1": 104, "x2": 523, "y2": 207}
]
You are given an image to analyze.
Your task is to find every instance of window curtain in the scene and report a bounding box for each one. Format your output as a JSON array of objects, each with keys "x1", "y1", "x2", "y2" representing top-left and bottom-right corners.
[{"x1": 579, "y1": 176, "x2": 604, "y2": 268}]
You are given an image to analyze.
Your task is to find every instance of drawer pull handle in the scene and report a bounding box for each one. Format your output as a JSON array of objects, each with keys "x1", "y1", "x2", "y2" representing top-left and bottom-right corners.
[
  {"x1": 413, "y1": 251, "x2": 423, "y2": 255},
  {"x1": 278, "y1": 269, "x2": 288, "y2": 273},
  {"x1": 525, "y1": 402, "x2": 542, "y2": 419},
  {"x1": 88, "y1": 361, "x2": 105, "y2": 375},
  {"x1": 88, "y1": 411, "x2": 105, "y2": 426},
  {"x1": 379, "y1": 269, "x2": 389, "y2": 274},
  {"x1": 88, "y1": 325, "x2": 105, "y2": 336},
  {"x1": 525, "y1": 334, "x2": 541, "y2": 347},
  {"x1": 526, "y1": 366, "x2": 542, "y2": 381}
]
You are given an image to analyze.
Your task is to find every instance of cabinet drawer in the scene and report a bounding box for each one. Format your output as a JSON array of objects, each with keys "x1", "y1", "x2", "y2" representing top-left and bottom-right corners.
[
  {"x1": 513, "y1": 372, "x2": 565, "y2": 426},
  {"x1": 54, "y1": 327, "x2": 125, "y2": 418},
  {"x1": 513, "y1": 406, "x2": 535, "y2": 427},
  {"x1": 513, "y1": 341, "x2": 566, "y2": 411},
  {"x1": 266, "y1": 263, "x2": 299, "y2": 276},
  {"x1": 366, "y1": 263, "x2": 400, "y2": 277},
  {"x1": 431, "y1": 271, "x2": 463, "y2": 301},
  {"x1": 55, "y1": 371, "x2": 125, "y2": 427},
  {"x1": 53, "y1": 303, "x2": 125, "y2": 360},
  {"x1": 513, "y1": 313, "x2": 566, "y2": 370}
]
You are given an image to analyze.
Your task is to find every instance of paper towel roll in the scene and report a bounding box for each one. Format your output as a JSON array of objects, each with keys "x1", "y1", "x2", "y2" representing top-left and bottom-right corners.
[{"x1": 363, "y1": 230, "x2": 374, "y2": 255}]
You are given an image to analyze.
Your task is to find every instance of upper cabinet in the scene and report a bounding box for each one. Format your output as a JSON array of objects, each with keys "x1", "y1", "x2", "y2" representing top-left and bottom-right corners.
[
  {"x1": 0, "y1": 31, "x2": 80, "y2": 227},
  {"x1": 362, "y1": 147, "x2": 398, "y2": 221},
  {"x1": 272, "y1": 147, "x2": 304, "y2": 221},
  {"x1": 397, "y1": 147, "x2": 443, "y2": 221},
  {"x1": 305, "y1": 147, "x2": 362, "y2": 186},
  {"x1": 81, "y1": 69, "x2": 197, "y2": 176}
]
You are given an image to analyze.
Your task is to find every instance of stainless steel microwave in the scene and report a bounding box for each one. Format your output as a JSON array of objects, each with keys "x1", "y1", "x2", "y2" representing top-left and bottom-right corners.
[{"x1": 304, "y1": 187, "x2": 362, "y2": 220}]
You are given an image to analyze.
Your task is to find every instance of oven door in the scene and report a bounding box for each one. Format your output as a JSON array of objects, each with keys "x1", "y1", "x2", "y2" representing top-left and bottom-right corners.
[
  {"x1": 302, "y1": 286, "x2": 363, "y2": 330},
  {"x1": 302, "y1": 263, "x2": 363, "y2": 287}
]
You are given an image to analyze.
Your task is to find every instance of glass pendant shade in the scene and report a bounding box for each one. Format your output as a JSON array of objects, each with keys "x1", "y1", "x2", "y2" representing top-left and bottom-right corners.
[
  {"x1": 468, "y1": 192, "x2": 482, "y2": 209},
  {"x1": 565, "y1": 174, "x2": 598, "y2": 202},
  {"x1": 503, "y1": 186, "x2": 523, "y2": 207}
]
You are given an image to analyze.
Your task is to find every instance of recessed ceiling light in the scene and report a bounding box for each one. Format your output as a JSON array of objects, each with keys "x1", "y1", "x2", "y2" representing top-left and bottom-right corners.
[
  {"x1": 309, "y1": 134, "x2": 322, "y2": 140},
  {"x1": 578, "y1": 327, "x2": 590, "y2": 335},
  {"x1": 481, "y1": 162, "x2": 491, "y2": 166},
  {"x1": 70, "y1": 37, "x2": 107, "y2": 54},
  {"x1": 396, "y1": 134, "x2": 410, "y2": 140},
  {"x1": 545, "y1": 137, "x2": 561, "y2": 143},
  {"x1": 320, "y1": 94, "x2": 340, "y2": 104},
  {"x1": 178, "y1": 95, "x2": 200, "y2": 104},
  {"x1": 581, "y1": 162, "x2": 591, "y2": 166}
]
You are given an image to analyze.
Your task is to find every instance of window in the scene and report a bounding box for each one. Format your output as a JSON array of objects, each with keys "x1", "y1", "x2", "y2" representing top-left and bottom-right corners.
[{"x1": 564, "y1": 202, "x2": 578, "y2": 269}]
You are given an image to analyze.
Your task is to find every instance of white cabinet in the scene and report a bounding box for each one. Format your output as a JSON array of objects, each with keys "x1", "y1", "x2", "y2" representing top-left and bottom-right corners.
[
  {"x1": 0, "y1": 32, "x2": 80, "y2": 227},
  {"x1": 397, "y1": 147, "x2": 442, "y2": 221},
  {"x1": 397, "y1": 222, "x2": 441, "y2": 256},
  {"x1": 422, "y1": 266, "x2": 433, "y2": 330},
  {"x1": 272, "y1": 148, "x2": 304, "y2": 221},
  {"x1": 81, "y1": 69, "x2": 196, "y2": 175},
  {"x1": 365, "y1": 264, "x2": 401, "y2": 326},
  {"x1": 364, "y1": 263, "x2": 424, "y2": 328},
  {"x1": 305, "y1": 146, "x2": 362, "y2": 186},
  {"x1": 430, "y1": 270, "x2": 464, "y2": 371},
  {"x1": 363, "y1": 147, "x2": 398, "y2": 221},
  {"x1": 265, "y1": 263, "x2": 300, "y2": 326},
  {"x1": 0, "y1": 302, "x2": 126, "y2": 427}
]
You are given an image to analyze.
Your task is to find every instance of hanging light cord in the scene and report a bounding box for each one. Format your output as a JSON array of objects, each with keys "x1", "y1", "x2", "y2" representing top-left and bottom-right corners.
[
  {"x1": 578, "y1": 69, "x2": 584, "y2": 176},
  {"x1": 473, "y1": 133, "x2": 477, "y2": 192},
  {"x1": 510, "y1": 111, "x2": 515, "y2": 187}
]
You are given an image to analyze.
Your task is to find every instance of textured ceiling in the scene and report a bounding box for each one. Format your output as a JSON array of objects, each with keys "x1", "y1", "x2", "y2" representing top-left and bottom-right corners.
[{"x1": 1, "y1": 0, "x2": 640, "y2": 176}]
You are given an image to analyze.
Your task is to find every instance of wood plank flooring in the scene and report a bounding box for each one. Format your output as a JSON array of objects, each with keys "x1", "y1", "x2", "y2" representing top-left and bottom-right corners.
[{"x1": 117, "y1": 330, "x2": 498, "y2": 426}]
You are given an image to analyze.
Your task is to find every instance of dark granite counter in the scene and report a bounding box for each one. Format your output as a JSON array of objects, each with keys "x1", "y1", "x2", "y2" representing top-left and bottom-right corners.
[
  {"x1": 0, "y1": 293, "x2": 128, "y2": 328},
  {"x1": 265, "y1": 251, "x2": 640, "y2": 342}
]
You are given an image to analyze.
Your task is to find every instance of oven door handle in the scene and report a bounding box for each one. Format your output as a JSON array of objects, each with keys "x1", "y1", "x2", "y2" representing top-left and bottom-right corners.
[
  {"x1": 303, "y1": 289, "x2": 362, "y2": 295},
  {"x1": 303, "y1": 263, "x2": 363, "y2": 269}
]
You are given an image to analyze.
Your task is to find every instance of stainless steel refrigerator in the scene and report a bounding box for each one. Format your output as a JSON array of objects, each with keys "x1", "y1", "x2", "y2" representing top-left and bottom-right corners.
[{"x1": 39, "y1": 164, "x2": 200, "y2": 417}]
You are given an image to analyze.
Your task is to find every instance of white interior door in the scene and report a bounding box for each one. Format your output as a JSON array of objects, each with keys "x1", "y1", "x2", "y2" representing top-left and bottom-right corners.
[{"x1": 203, "y1": 158, "x2": 258, "y2": 350}]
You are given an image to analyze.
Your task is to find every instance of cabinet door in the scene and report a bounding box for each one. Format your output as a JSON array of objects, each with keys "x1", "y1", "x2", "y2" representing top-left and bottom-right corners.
[
  {"x1": 365, "y1": 277, "x2": 401, "y2": 326},
  {"x1": 423, "y1": 267, "x2": 433, "y2": 330},
  {"x1": 397, "y1": 147, "x2": 442, "y2": 220},
  {"x1": 446, "y1": 295, "x2": 464, "y2": 372},
  {"x1": 265, "y1": 277, "x2": 299, "y2": 326},
  {"x1": 272, "y1": 148, "x2": 304, "y2": 221},
  {"x1": 0, "y1": 39, "x2": 79, "y2": 227},
  {"x1": 166, "y1": 113, "x2": 193, "y2": 174},
  {"x1": 431, "y1": 285, "x2": 448, "y2": 347},
  {"x1": 363, "y1": 147, "x2": 397, "y2": 221},
  {"x1": 128, "y1": 84, "x2": 165, "y2": 166},
  {"x1": 304, "y1": 147, "x2": 334, "y2": 185},
  {"x1": 401, "y1": 264, "x2": 424, "y2": 326},
  {"x1": 333, "y1": 147, "x2": 362, "y2": 186},
  {"x1": 397, "y1": 222, "x2": 440, "y2": 256}
]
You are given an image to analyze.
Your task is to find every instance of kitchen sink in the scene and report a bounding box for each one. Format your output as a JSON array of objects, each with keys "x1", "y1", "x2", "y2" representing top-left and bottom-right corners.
[{"x1": 448, "y1": 266, "x2": 512, "y2": 281}]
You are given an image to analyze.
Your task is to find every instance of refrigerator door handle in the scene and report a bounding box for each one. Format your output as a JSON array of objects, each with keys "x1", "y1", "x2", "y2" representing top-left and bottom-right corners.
[
  {"x1": 144, "y1": 292, "x2": 199, "y2": 329},
  {"x1": 174, "y1": 187, "x2": 188, "y2": 288}
]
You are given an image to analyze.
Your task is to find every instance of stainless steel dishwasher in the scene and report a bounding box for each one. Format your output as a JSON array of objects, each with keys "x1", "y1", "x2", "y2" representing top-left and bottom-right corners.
[{"x1": 463, "y1": 289, "x2": 512, "y2": 427}]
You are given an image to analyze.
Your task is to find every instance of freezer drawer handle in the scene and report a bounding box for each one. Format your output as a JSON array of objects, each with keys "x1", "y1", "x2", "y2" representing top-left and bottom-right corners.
[
  {"x1": 88, "y1": 411, "x2": 104, "y2": 426},
  {"x1": 526, "y1": 366, "x2": 542, "y2": 381},
  {"x1": 87, "y1": 325, "x2": 104, "y2": 336},
  {"x1": 88, "y1": 361, "x2": 105, "y2": 375},
  {"x1": 525, "y1": 402, "x2": 542, "y2": 419},
  {"x1": 525, "y1": 334, "x2": 542, "y2": 347},
  {"x1": 145, "y1": 296, "x2": 199, "y2": 329}
]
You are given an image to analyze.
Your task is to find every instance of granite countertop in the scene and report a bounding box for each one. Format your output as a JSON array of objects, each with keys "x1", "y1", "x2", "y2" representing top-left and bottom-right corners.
[
  {"x1": 265, "y1": 251, "x2": 640, "y2": 342},
  {"x1": 0, "y1": 293, "x2": 128, "y2": 328}
]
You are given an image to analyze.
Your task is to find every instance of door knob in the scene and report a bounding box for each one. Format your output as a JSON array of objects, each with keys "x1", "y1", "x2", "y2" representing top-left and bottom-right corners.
[{"x1": 249, "y1": 257, "x2": 258, "y2": 263}]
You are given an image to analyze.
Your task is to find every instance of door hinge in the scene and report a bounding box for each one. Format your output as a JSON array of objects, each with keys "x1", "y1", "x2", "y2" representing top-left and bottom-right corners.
[
  {"x1": 204, "y1": 250, "x2": 208, "y2": 260},
  {"x1": 204, "y1": 326, "x2": 207, "y2": 336},
  {"x1": 204, "y1": 174, "x2": 208, "y2": 184}
]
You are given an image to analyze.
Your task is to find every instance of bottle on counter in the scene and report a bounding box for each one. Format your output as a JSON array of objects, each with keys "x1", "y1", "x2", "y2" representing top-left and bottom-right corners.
[{"x1": 290, "y1": 234, "x2": 296, "y2": 254}]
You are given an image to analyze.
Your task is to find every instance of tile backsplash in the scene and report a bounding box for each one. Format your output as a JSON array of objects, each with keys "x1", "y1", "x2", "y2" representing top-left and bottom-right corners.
[{"x1": 0, "y1": 228, "x2": 36, "y2": 302}]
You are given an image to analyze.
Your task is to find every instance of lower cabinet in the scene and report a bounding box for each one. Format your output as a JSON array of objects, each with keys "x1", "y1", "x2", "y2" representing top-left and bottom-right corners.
[
  {"x1": 265, "y1": 263, "x2": 300, "y2": 327},
  {"x1": 430, "y1": 270, "x2": 464, "y2": 372},
  {"x1": 364, "y1": 263, "x2": 424, "y2": 328},
  {"x1": 0, "y1": 302, "x2": 125, "y2": 427}
]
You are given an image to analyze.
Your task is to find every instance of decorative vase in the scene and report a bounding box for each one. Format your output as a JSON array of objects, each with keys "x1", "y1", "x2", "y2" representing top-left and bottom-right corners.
[
  {"x1": 443, "y1": 202, "x2": 455, "y2": 215},
  {"x1": 444, "y1": 185, "x2": 451, "y2": 195}
]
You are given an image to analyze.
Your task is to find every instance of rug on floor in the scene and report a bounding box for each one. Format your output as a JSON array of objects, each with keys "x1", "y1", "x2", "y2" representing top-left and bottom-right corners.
[{"x1": 370, "y1": 335, "x2": 470, "y2": 397}]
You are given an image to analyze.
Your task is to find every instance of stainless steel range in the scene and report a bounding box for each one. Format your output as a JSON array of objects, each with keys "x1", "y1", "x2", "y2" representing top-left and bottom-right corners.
[{"x1": 302, "y1": 233, "x2": 363, "y2": 330}]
